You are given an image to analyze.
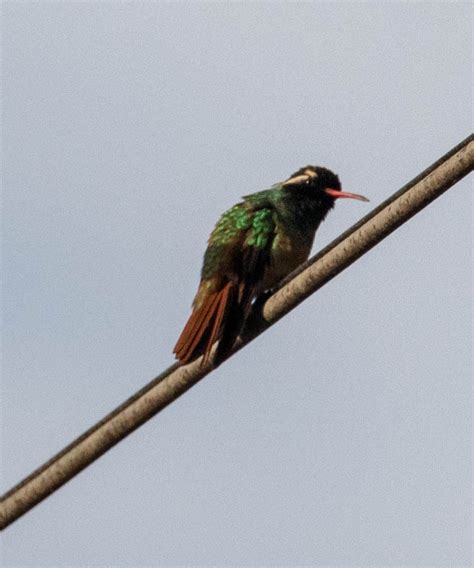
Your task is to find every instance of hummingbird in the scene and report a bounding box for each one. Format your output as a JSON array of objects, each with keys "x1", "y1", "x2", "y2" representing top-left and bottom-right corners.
[{"x1": 174, "y1": 165, "x2": 369, "y2": 367}]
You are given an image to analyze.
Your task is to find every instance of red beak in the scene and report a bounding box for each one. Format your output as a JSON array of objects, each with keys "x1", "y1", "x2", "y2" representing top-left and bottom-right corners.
[{"x1": 324, "y1": 187, "x2": 369, "y2": 202}]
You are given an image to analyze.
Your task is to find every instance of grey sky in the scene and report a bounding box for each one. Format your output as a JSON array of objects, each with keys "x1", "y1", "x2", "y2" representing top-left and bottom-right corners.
[{"x1": 2, "y1": 2, "x2": 472, "y2": 566}]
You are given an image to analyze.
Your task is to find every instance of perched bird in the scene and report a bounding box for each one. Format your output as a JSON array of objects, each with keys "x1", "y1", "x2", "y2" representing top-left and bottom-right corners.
[{"x1": 174, "y1": 165, "x2": 369, "y2": 367}]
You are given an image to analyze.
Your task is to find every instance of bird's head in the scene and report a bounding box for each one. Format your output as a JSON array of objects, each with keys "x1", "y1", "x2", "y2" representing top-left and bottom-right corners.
[{"x1": 280, "y1": 165, "x2": 369, "y2": 205}]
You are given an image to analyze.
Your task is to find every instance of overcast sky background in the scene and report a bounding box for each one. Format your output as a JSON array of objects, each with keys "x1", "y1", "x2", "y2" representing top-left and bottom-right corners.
[{"x1": 2, "y1": 2, "x2": 472, "y2": 566}]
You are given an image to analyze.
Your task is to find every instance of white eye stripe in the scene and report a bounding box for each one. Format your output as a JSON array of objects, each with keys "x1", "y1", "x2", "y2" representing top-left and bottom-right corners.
[
  {"x1": 304, "y1": 168, "x2": 318, "y2": 179},
  {"x1": 282, "y1": 174, "x2": 310, "y2": 187}
]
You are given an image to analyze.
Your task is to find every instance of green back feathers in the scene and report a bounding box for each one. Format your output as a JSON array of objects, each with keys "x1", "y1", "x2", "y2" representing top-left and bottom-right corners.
[
  {"x1": 244, "y1": 209, "x2": 274, "y2": 249},
  {"x1": 201, "y1": 197, "x2": 276, "y2": 279}
]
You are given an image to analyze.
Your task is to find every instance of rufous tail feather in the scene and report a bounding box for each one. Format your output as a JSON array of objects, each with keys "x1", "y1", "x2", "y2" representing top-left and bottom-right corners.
[
  {"x1": 202, "y1": 282, "x2": 232, "y2": 366},
  {"x1": 173, "y1": 282, "x2": 233, "y2": 365}
]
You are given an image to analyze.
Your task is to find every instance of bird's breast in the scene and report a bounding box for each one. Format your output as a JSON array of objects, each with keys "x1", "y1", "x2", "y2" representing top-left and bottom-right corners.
[{"x1": 262, "y1": 230, "x2": 314, "y2": 291}]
